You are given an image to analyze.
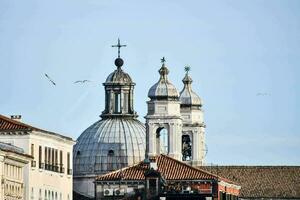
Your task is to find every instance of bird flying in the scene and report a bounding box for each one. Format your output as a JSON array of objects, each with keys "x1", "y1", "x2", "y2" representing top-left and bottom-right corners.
[
  {"x1": 256, "y1": 92, "x2": 271, "y2": 96},
  {"x1": 44, "y1": 74, "x2": 56, "y2": 86},
  {"x1": 74, "y1": 80, "x2": 91, "y2": 84}
]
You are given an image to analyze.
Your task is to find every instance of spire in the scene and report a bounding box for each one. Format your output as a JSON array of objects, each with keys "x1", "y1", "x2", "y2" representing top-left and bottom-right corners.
[
  {"x1": 112, "y1": 38, "x2": 126, "y2": 69},
  {"x1": 159, "y1": 57, "x2": 169, "y2": 81}
]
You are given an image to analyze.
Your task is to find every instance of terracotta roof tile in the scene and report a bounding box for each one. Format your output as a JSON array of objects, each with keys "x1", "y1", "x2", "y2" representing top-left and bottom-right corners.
[
  {"x1": 96, "y1": 155, "x2": 231, "y2": 183},
  {"x1": 0, "y1": 114, "x2": 74, "y2": 141},
  {"x1": 0, "y1": 115, "x2": 31, "y2": 131},
  {"x1": 199, "y1": 166, "x2": 300, "y2": 198}
]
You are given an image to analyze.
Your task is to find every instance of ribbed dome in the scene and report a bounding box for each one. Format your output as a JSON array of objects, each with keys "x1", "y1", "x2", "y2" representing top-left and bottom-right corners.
[
  {"x1": 105, "y1": 68, "x2": 133, "y2": 84},
  {"x1": 180, "y1": 73, "x2": 202, "y2": 106},
  {"x1": 148, "y1": 63, "x2": 179, "y2": 100},
  {"x1": 73, "y1": 118, "x2": 145, "y2": 175}
]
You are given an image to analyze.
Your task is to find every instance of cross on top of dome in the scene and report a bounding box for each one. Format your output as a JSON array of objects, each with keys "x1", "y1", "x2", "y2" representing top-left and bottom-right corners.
[
  {"x1": 112, "y1": 38, "x2": 126, "y2": 58},
  {"x1": 112, "y1": 38, "x2": 126, "y2": 69}
]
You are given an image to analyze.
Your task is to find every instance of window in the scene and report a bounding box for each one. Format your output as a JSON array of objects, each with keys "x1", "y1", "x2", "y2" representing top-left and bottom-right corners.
[
  {"x1": 182, "y1": 135, "x2": 192, "y2": 161},
  {"x1": 31, "y1": 187, "x2": 34, "y2": 200},
  {"x1": 31, "y1": 144, "x2": 34, "y2": 157},
  {"x1": 60, "y1": 150, "x2": 63, "y2": 173},
  {"x1": 52, "y1": 148, "x2": 55, "y2": 168},
  {"x1": 48, "y1": 148, "x2": 51, "y2": 168},
  {"x1": 55, "y1": 149, "x2": 58, "y2": 171},
  {"x1": 39, "y1": 189, "x2": 42, "y2": 200},
  {"x1": 45, "y1": 147, "x2": 48, "y2": 169},
  {"x1": 67, "y1": 152, "x2": 70, "y2": 169},
  {"x1": 107, "y1": 150, "x2": 115, "y2": 171},
  {"x1": 67, "y1": 152, "x2": 71, "y2": 175},
  {"x1": 39, "y1": 146, "x2": 42, "y2": 168},
  {"x1": 114, "y1": 93, "x2": 121, "y2": 113}
]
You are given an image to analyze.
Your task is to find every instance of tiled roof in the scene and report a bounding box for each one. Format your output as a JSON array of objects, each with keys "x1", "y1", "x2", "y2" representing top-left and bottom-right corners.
[
  {"x1": 0, "y1": 115, "x2": 31, "y2": 131},
  {"x1": 199, "y1": 166, "x2": 300, "y2": 198},
  {"x1": 96, "y1": 154, "x2": 229, "y2": 182},
  {"x1": 0, "y1": 114, "x2": 74, "y2": 141}
]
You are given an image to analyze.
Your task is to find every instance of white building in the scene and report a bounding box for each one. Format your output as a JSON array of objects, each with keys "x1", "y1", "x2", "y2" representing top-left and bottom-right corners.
[
  {"x1": 0, "y1": 114, "x2": 75, "y2": 200},
  {"x1": 0, "y1": 142, "x2": 32, "y2": 200}
]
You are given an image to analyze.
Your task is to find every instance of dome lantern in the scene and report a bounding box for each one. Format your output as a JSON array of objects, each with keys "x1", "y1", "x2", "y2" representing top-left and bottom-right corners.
[
  {"x1": 148, "y1": 57, "x2": 179, "y2": 101},
  {"x1": 179, "y1": 66, "x2": 202, "y2": 108},
  {"x1": 101, "y1": 39, "x2": 137, "y2": 119}
]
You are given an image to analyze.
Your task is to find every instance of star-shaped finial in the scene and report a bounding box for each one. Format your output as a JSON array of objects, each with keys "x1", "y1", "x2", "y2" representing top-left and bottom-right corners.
[
  {"x1": 161, "y1": 57, "x2": 166, "y2": 64},
  {"x1": 184, "y1": 65, "x2": 191, "y2": 73}
]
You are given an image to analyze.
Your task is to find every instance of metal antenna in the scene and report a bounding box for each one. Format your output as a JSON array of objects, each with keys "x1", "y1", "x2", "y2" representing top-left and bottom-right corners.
[{"x1": 112, "y1": 38, "x2": 126, "y2": 58}]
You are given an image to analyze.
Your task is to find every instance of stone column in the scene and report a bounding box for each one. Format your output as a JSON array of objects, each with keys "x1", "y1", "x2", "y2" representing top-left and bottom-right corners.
[{"x1": 147, "y1": 123, "x2": 156, "y2": 157}]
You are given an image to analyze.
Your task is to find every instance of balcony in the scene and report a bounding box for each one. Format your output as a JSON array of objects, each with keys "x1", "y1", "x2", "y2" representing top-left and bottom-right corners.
[
  {"x1": 67, "y1": 169, "x2": 72, "y2": 175},
  {"x1": 60, "y1": 167, "x2": 65, "y2": 174},
  {"x1": 39, "y1": 163, "x2": 45, "y2": 169},
  {"x1": 42, "y1": 163, "x2": 65, "y2": 174},
  {"x1": 31, "y1": 160, "x2": 36, "y2": 168}
]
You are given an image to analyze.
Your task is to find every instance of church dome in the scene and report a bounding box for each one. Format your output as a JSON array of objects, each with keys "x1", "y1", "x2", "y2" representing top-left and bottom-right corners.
[
  {"x1": 148, "y1": 58, "x2": 179, "y2": 100},
  {"x1": 73, "y1": 118, "x2": 145, "y2": 175},
  {"x1": 179, "y1": 69, "x2": 202, "y2": 107},
  {"x1": 73, "y1": 39, "x2": 146, "y2": 198}
]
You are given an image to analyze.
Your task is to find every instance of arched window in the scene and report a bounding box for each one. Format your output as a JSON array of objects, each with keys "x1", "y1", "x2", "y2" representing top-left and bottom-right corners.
[
  {"x1": 182, "y1": 135, "x2": 192, "y2": 161},
  {"x1": 107, "y1": 150, "x2": 115, "y2": 171},
  {"x1": 156, "y1": 128, "x2": 168, "y2": 154}
]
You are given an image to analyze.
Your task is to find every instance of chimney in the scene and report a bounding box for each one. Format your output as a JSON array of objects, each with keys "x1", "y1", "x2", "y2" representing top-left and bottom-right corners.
[
  {"x1": 149, "y1": 157, "x2": 158, "y2": 170},
  {"x1": 10, "y1": 115, "x2": 22, "y2": 122}
]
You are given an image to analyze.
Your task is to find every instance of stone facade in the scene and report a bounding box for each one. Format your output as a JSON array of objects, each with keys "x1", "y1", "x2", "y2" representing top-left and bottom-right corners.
[
  {"x1": 0, "y1": 115, "x2": 75, "y2": 200},
  {"x1": 0, "y1": 142, "x2": 32, "y2": 200}
]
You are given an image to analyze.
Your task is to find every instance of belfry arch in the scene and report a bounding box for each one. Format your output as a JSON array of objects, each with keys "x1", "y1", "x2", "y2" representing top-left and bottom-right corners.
[{"x1": 155, "y1": 126, "x2": 169, "y2": 154}]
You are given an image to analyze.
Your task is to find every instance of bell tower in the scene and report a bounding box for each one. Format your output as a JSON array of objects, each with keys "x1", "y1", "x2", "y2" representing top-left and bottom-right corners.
[
  {"x1": 145, "y1": 58, "x2": 182, "y2": 160},
  {"x1": 179, "y1": 66, "x2": 206, "y2": 166}
]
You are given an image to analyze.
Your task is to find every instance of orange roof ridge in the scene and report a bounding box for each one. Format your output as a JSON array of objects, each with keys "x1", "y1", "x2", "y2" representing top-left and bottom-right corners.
[
  {"x1": 159, "y1": 154, "x2": 222, "y2": 180},
  {"x1": 97, "y1": 154, "x2": 239, "y2": 185},
  {"x1": 0, "y1": 114, "x2": 33, "y2": 130},
  {"x1": 0, "y1": 114, "x2": 74, "y2": 141},
  {"x1": 97, "y1": 160, "x2": 145, "y2": 179}
]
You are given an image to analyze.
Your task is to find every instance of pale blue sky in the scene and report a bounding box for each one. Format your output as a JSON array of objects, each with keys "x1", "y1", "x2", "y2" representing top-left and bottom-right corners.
[{"x1": 0, "y1": 0, "x2": 299, "y2": 165}]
